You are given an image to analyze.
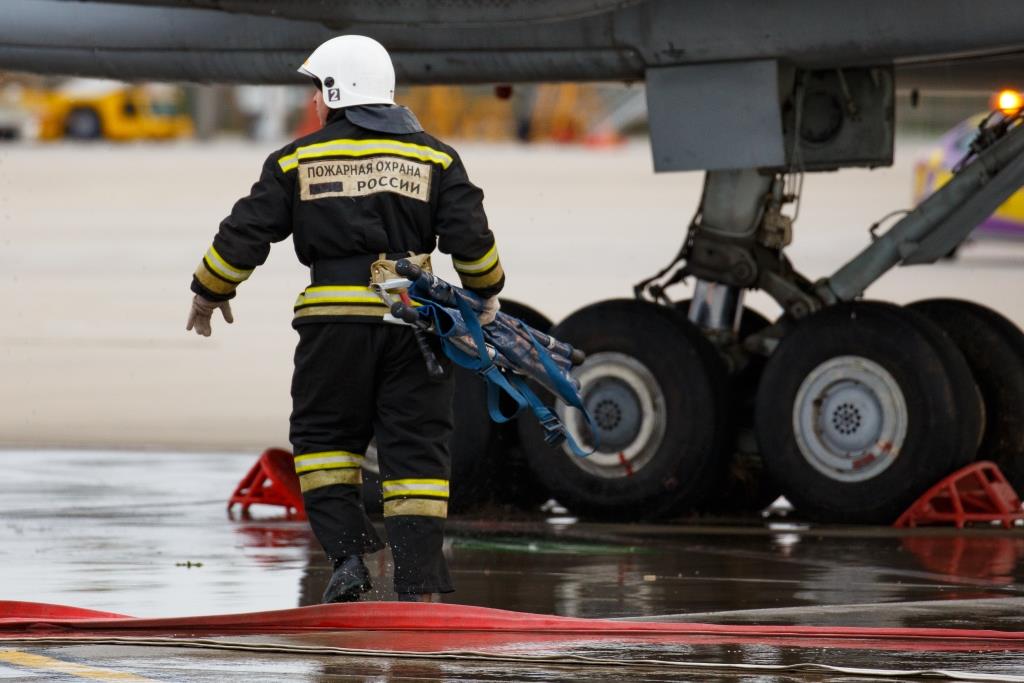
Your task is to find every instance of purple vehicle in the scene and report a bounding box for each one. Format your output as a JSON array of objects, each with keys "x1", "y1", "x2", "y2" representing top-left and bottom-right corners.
[{"x1": 914, "y1": 111, "x2": 1024, "y2": 239}]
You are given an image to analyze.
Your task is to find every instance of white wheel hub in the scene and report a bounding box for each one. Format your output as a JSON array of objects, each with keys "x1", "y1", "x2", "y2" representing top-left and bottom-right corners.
[
  {"x1": 558, "y1": 352, "x2": 667, "y2": 479},
  {"x1": 793, "y1": 356, "x2": 908, "y2": 483}
]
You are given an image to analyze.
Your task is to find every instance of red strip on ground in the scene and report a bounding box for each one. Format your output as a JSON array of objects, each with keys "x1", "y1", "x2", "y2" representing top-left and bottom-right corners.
[{"x1": 0, "y1": 601, "x2": 1022, "y2": 646}]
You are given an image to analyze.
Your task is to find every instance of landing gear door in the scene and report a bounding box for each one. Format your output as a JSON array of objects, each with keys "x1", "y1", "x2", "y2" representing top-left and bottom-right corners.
[
  {"x1": 646, "y1": 61, "x2": 894, "y2": 173},
  {"x1": 646, "y1": 60, "x2": 786, "y2": 172}
]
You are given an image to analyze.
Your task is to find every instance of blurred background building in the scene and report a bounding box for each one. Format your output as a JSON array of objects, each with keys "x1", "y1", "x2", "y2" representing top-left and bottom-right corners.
[{"x1": 0, "y1": 72, "x2": 1000, "y2": 145}]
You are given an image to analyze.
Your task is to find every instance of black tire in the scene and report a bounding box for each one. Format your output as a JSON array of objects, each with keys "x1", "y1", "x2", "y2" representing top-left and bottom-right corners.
[
  {"x1": 64, "y1": 107, "x2": 102, "y2": 140},
  {"x1": 519, "y1": 299, "x2": 730, "y2": 520},
  {"x1": 499, "y1": 299, "x2": 553, "y2": 334},
  {"x1": 908, "y1": 298, "x2": 1024, "y2": 491},
  {"x1": 449, "y1": 298, "x2": 554, "y2": 513},
  {"x1": 448, "y1": 365, "x2": 494, "y2": 512},
  {"x1": 488, "y1": 299, "x2": 555, "y2": 509},
  {"x1": 756, "y1": 301, "x2": 982, "y2": 523}
]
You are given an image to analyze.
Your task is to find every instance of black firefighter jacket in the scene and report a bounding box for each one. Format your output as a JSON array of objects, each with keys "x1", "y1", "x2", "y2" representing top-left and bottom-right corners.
[{"x1": 190, "y1": 105, "x2": 505, "y2": 325}]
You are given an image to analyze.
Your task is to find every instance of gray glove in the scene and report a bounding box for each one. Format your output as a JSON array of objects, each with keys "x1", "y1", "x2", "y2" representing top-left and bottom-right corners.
[
  {"x1": 479, "y1": 296, "x2": 500, "y2": 326},
  {"x1": 186, "y1": 294, "x2": 234, "y2": 337}
]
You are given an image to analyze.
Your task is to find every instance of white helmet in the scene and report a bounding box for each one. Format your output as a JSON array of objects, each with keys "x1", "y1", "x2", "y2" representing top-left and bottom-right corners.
[{"x1": 298, "y1": 35, "x2": 395, "y2": 109}]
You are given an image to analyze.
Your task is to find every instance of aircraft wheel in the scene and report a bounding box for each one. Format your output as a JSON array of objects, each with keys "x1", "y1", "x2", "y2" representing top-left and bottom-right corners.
[
  {"x1": 908, "y1": 298, "x2": 1024, "y2": 490},
  {"x1": 64, "y1": 107, "x2": 102, "y2": 140},
  {"x1": 449, "y1": 298, "x2": 554, "y2": 513},
  {"x1": 520, "y1": 299, "x2": 729, "y2": 520},
  {"x1": 756, "y1": 302, "x2": 982, "y2": 523}
]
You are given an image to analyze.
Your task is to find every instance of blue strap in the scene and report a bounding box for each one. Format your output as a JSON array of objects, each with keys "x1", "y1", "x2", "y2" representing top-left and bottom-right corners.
[
  {"x1": 481, "y1": 365, "x2": 527, "y2": 423},
  {"x1": 420, "y1": 292, "x2": 525, "y2": 424},
  {"x1": 514, "y1": 323, "x2": 598, "y2": 457},
  {"x1": 416, "y1": 291, "x2": 595, "y2": 456},
  {"x1": 505, "y1": 373, "x2": 594, "y2": 458}
]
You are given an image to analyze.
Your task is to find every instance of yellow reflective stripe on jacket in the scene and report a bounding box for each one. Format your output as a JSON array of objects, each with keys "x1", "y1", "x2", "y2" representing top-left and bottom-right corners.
[
  {"x1": 204, "y1": 245, "x2": 253, "y2": 284},
  {"x1": 295, "y1": 286, "x2": 382, "y2": 307},
  {"x1": 294, "y1": 305, "x2": 388, "y2": 319},
  {"x1": 294, "y1": 451, "x2": 364, "y2": 474},
  {"x1": 293, "y1": 286, "x2": 424, "y2": 310},
  {"x1": 453, "y1": 244, "x2": 499, "y2": 274},
  {"x1": 381, "y1": 478, "x2": 450, "y2": 500},
  {"x1": 278, "y1": 138, "x2": 453, "y2": 173},
  {"x1": 458, "y1": 261, "x2": 505, "y2": 291},
  {"x1": 194, "y1": 260, "x2": 239, "y2": 295}
]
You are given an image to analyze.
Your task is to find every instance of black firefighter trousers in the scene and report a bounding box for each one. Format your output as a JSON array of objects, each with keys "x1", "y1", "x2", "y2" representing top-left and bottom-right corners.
[{"x1": 290, "y1": 323, "x2": 455, "y2": 594}]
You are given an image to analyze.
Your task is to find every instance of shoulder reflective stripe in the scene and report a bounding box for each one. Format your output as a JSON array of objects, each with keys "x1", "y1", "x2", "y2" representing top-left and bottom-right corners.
[
  {"x1": 453, "y1": 245, "x2": 499, "y2": 274},
  {"x1": 204, "y1": 245, "x2": 253, "y2": 283},
  {"x1": 294, "y1": 451, "x2": 364, "y2": 473},
  {"x1": 278, "y1": 138, "x2": 453, "y2": 172},
  {"x1": 383, "y1": 498, "x2": 448, "y2": 518}
]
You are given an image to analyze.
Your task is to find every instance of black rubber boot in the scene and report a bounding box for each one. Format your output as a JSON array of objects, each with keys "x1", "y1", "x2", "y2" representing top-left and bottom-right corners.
[
  {"x1": 396, "y1": 593, "x2": 437, "y2": 603},
  {"x1": 322, "y1": 555, "x2": 372, "y2": 603}
]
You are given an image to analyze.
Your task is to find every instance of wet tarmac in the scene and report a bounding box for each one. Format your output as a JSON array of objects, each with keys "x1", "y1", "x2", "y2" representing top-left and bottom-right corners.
[{"x1": 2, "y1": 449, "x2": 1024, "y2": 681}]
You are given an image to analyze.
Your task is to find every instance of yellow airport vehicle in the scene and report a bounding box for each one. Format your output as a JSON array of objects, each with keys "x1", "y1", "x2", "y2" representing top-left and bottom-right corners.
[{"x1": 23, "y1": 79, "x2": 192, "y2": 141}]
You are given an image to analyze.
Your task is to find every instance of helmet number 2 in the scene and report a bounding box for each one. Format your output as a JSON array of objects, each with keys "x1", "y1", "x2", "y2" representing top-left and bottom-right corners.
[{"x1": 327, "y1": 88, "x2": 341, "y2": 102}]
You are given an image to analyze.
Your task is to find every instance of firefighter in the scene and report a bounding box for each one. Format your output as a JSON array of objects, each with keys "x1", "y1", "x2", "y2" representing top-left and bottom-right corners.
[{"x1": 186, "y1": 35, "x2": 504, "y2": 603}]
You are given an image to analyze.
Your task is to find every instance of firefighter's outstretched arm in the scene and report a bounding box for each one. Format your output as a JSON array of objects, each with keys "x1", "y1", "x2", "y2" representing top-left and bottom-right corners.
[
  {"x1": 187, "y1": 151, "x2": 294, "y2": 336},
  {"x1": 433, "y1": 150, "x2": 505, "y2": 324}
]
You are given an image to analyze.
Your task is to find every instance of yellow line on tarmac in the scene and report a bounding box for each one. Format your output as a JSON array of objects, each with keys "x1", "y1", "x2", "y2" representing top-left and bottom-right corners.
[{"x1": 0, "y1": 649, "x2": 155, "y2": 681}]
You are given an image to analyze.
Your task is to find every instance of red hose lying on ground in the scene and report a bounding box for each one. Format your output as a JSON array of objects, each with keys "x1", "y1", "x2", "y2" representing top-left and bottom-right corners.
[{"x1": 1, "y1": 600, "x2": 1023, "y2": 647}]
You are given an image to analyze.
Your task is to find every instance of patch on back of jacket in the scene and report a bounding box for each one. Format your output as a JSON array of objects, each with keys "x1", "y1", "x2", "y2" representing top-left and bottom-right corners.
[{"x1": 298, "y1": 156, "x2": 431, "y2": 202}]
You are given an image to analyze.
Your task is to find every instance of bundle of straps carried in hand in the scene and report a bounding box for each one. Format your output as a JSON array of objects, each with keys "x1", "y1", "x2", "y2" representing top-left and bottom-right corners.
[{"x1": 371, "y1": 257, "x2": 596, "y2": 457}]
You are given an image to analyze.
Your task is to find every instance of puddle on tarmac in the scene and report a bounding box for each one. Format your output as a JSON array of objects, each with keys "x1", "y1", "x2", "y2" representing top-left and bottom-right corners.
[
  {"x1": 3, "y1": 450, "x2": 1024, "y2": 619},
  {"x1": 2, "y1": 450, "x2": 1024, "y2": 680}
]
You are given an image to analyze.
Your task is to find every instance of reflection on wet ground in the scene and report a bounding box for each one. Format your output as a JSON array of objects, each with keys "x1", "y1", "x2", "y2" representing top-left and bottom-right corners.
[{"x1": 2, "y1": 450, "x2": 1024, "y2": 681}]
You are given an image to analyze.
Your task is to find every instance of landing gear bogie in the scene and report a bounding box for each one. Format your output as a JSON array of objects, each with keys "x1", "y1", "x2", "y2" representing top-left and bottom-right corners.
[{"x1": 754, "y1": 301, "x2": 982, "y2": 523}]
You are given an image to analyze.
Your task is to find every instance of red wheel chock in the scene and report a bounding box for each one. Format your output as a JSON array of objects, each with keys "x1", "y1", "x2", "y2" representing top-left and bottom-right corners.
[
  {"x1": 893, "y1": 461, "x2": 1024, "y2": 529},
  {"x1": 227, "y1": 448, "x2": 306, "y2": 520}
]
